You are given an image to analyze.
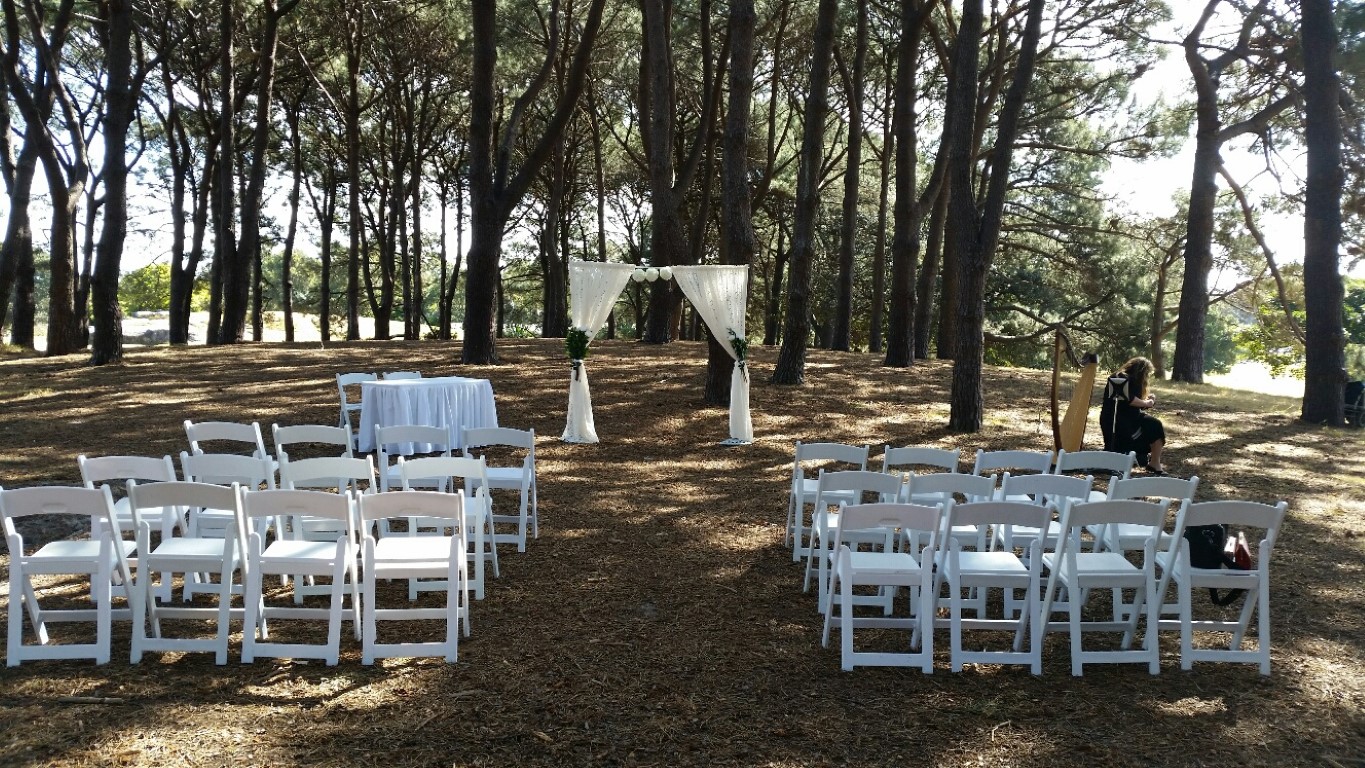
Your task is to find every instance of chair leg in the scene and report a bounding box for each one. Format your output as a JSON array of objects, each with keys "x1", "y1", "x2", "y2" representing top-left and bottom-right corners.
[
  {"x1": 94, "y1": 554, "x2": 113, "y2": 665},
  {"x1": 1256, "y1": 577, "x2": 1271, "y2": 675},
  {"x1": 1068, "y1": 579, "x2": 1083, "y2": 677},
  {"x1": 215, "y1": 564, "x2": 234, "y2": 666},
  {"x1": 949, "y1": 577, "x2": 964, "y2": 673},
  {"x1": 130, "y1": 569, "x2": 148, "y2": 664},
  {"x1": 840, "y1": 569, "x2": 855, "y2": 672},
  {"x1": 1179, "y1": 577, "x2": 1194, "y2": 671},
  {"x1": 362, "y1": 551, "x2": 377, "y2": 665},
  {"x1": 530, "y1": 478, "x2": 539, "y2": 540},
  {"x1": 242, "y1": 559, "x2": 262, "y2": 664}
]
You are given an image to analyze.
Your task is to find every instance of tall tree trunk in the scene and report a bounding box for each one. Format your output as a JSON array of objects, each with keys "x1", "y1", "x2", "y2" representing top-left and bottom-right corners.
[
  {"x1": 884, "y1": 0, "x2": 923, "y2": 367},
  {"x1": 0, "y1": 2, "x2": 55, "y2": 346},
  {"x1": 1171, "y1": 0, "x2": 1297, "y2": 382},
  {"x1": 91, "y1": 0, "x2": 136, "y2": 365},
  {"x1": 705, "y1": 0, "x2": 756, "y2": 405},
  {"x1": 281, "y1": 100, "x2": 304, "y2": 343},
  {"x1": 830, "y1": 1, "x2": 867, "y2": 352},
  {"x1": 773, "y1": 0, "x2": 840, "y2": 384},
  {"x1": 640, "y1": 0, "x2": 684, "y2": 344},
  {"x1": 764, "y1": 216, "x2": 786, "y2": 346},
  {"x1": 541, "y1": 140, "x2": 568, "y2": 337},
  {"x1": 915, "y1": 182, "x2": 947, "y2": 358},
  {"x1": 869, "y1": 69, "x2": 893, "y2": 355},
  {"x1": 214, "y1": 0, "x2": 242, "y2": 343},
  {"x1": 318, "y1": 174, "x2": 336, "y2": 343},
  {"x1": 0, "y1": 140, "x2": 38, "y2": 344},
  {"x1": 345, "y1": 1, "x2": 363, "y2": 340},
  {"x1": 947, "y1": 0, "x2": 1046, "y2": 432},
  {"x1": 1300, "y1": 0, "x2": 1345, "y2": 425},
  {"x1": 462, "y1": 0, "x2": 608, "y2": 364}
]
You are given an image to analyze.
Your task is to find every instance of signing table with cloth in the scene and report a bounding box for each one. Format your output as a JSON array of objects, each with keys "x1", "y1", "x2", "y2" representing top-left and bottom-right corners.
[{"x1": 357, "y1": 376, "x2": 498, "y2": 454}]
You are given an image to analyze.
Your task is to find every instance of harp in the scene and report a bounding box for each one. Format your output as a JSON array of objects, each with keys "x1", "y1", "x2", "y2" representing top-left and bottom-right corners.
[{"x1": 1050, "y1": 329, "x2": 1099, "y2": 453}]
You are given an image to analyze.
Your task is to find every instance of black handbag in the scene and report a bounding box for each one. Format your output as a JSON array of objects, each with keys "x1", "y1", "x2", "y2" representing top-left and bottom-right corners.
[{"x1": 1182, "y1": 524, "x2": 1252, "y2": 606}]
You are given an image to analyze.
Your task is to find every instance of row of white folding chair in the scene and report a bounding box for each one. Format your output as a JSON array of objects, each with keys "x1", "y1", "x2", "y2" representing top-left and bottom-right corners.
[
  {"x1": 818, "y1": 495, "x2": 1286, "y2": 675},
  {"x1": 789, "y1": 442, "x2": 1137, "y2": 564},
  {"x1": 820, "y1": 496, "x2": 1155, "y2": 674},
  {"x1": 819, "y1": 499, "x2": 1053, "y2": 673},
  {"x1": 134, "y1": 483, "x2": 468, "y2": 666},
  {"x1": 0, "y1": 482, "x2": 469, "y2": 667},
  {"x1": 789, "y1": 444, "x2": 1065, "y2": 562},
  {"x1": 800, "y1": 468, "x2": 1084, "y2": 615},
  {"x1": 82, "y1": 443, "x2": 504, "y2": 602},
  {"x1": 182, "y1": 418, "x2": 538, "y2": 555}
]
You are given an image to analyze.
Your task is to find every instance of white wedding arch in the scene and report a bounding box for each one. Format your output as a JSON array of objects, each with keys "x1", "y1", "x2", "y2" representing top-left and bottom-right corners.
[{"x1": 561, "y1": 258, "x2": 754, "y2": 445}]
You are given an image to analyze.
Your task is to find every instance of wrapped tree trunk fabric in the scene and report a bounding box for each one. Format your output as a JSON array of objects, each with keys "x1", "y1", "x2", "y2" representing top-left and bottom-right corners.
[
  {"x1": 562, "y1": 260, "x2": 636, "y2": 443},
  {"x1": 670, "y1": 265, "x2": 753, "y2": 444}
]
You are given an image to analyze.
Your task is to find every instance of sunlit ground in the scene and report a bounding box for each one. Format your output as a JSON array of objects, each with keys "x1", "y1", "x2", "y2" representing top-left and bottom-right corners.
[{"x1": 1206, "y1": 360, "x2": 1306, "y2": 398}]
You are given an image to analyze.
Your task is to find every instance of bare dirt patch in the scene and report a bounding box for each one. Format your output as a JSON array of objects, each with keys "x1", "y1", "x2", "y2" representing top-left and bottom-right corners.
[{"x1": 0, "y1": 339, "x2": 1362, "y2": 767}]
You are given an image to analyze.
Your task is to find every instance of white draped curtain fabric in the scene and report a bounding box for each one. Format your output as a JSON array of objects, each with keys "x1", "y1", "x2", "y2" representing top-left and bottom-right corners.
[
  {"x1": 669, "y1": 265, "x2": 754, "y2": 444},
  {"x1": 562, "y1": 260, "x2": 637, "y2": 443}
]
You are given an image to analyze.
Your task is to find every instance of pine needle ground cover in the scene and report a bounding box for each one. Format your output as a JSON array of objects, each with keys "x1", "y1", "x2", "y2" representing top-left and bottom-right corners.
[{"x1": 0, "y1": 339, "x2": 1361, "y2": 767}]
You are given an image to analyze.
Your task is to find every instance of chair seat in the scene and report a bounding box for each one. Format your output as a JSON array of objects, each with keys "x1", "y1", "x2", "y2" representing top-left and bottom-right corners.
[
  {"x1": 1000, "y1": 522, "x2": 1063, "y2": 541},
  {"x1": 260, "y1": 539, "x2": 346, "y2": 565},
  {"x1": 373, "y1": 536, "x2": 458, "y2": 562},
  {"x1": 28, "y1": 539, "x2": 136, "y2": 570},
  {"x1": 148, "y1": 538, "x2": 231, "y2": 561},
  {"x1": 480, "y1": 467, "x2": 524, "y2": 487},
  {"x1": 1106, "y1": 523, "x2": 1171, "y2": 549},
  {"x1": 947, "y1": 550, "x2": 1028, "y2": 577},
  {"x1": 1042, "y1": 551, "x2": 1143, "y2": 579},
  {"x1": 843, "y1": 550, "x2": 920, "y2": 575}
]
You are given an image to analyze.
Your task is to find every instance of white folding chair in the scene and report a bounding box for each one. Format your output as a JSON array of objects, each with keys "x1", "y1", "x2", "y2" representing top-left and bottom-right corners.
[
  {"x1": 1102, "y1": 474, "x2": 1200, "y2": 554},
  {"x1": 803, "y1": 469, "x2": 905, "y2": 615},
  {"x1": 1, "y1": 486, "x2": 134, "y2": 666},
  {"x1": 400, "y1": 456, "x2": 498, "y2": 600},
  {"x1": 787, "y1": 441, "x2": 870, "y2": 562},
  {"x1": 972, "y1": 449, "x2": 1053, "y2": 486},
  {"x1": 78, "y1": 454, "x2": 181, "y2": 542},
  {"x1": 382, "y1": 371, "x2": 422, "y2": 380},
  {"x1": 463, "y1": 426, "x2": 538, "y2": 552},
  {"x1": 128, "y1": 480, "x2": 243, "y2": 665},
  {"x1": 78, "y1": 453, "x2": 179, "y2": 601},
  {"x1": 336, "y1": 372, "x2": 377, "y2": 442},
  {"x1": 1157, "y1": 499, "x2": 1287, "y2": 675},
  {"x1": 272, "y1": 424, "x2": 353, "y2": 466},
  {"x1": 940, "y1": 501, "x2": 1051, "y2": 673},
  {"x1": 1052, "y1": 449, "x2": 1136, "y2": 502},
  {"x1": 179, "y1": 451, "x2": 276, "y2": 537},
  {"x1": 240, "y1": 489, "x2": 361, "y2": 666},
  {"x1": 902, "y1": 471, "x2": 996, "y2": 548},
  {"x1": 358, "y1": 490, "x2": 469, "y2": 664},
  {"x1": 989, "y1": 472, "x2": 1093, "y2": 555},
  {"x1": 277, "y1": 455, "x2": 375, "y2": 604},
  {"x1": 374, "y1": 424, "x2": 451, "y2": 492},
  {"x1": 820, "y1": 501, "x2": 941, "y2": 672},
  {"x1": 178, "y1": 451, "x2": 278, "y2": 601},
  {"x1": 881, "y1": 446, "x2": 962, "y2": 504},
  {"x1": 185, "y1": 419, "x2": 272, "y2": 462},
  {"x1": 1038, "y1": 499, "x2": 1166, "y2": 676}
]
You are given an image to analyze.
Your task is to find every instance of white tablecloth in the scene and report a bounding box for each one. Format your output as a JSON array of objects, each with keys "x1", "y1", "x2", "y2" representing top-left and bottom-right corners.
[{"x1": 357, "y1": 376, "x2": 498, "y2": 454}]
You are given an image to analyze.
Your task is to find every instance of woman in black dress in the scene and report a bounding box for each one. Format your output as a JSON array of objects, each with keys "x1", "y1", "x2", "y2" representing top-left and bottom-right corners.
[{"x1": 1099, "y1": 356, "x2": 1166, "y2": 474}]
